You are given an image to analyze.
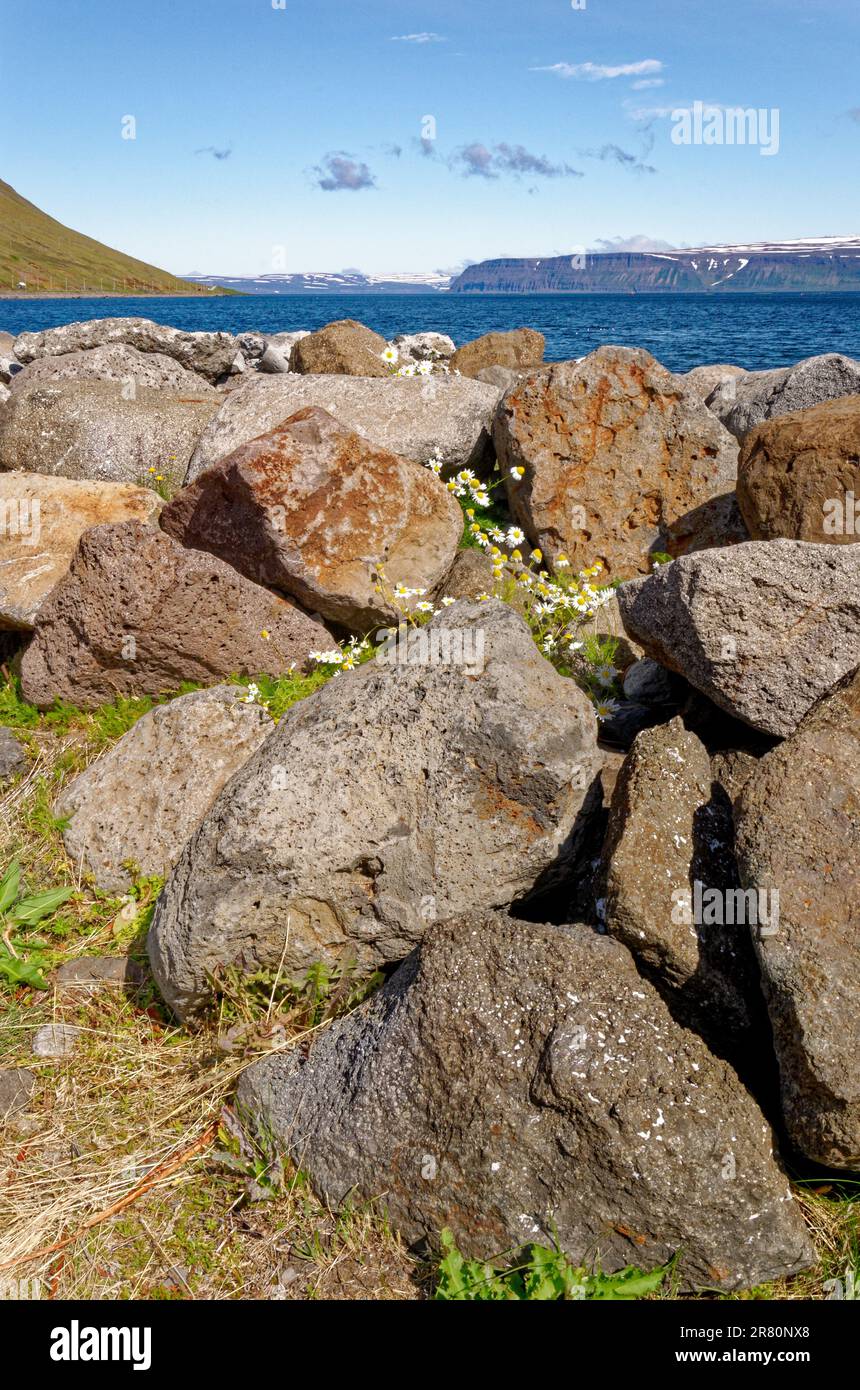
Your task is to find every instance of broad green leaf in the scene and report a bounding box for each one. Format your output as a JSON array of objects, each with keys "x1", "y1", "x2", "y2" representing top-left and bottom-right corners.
[
  {"x1": 11, "y1": 886, "x2": 75, "y2": 925},
  {"x1": 0, "y1": 861, "x2": 21, "y2": 915}
]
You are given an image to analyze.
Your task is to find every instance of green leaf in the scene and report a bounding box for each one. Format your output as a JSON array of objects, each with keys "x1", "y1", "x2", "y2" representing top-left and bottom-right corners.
[
  {"x1": 588, "y1": 1265, "x2": 667, "y2": 1300},
  {"x1": 11, "y1": 886, "x2": 75, "y2": 926},
  {"x1": 0, "y1": 861, "x2": 21, "y2": 915},
  {"x1": 0, "y1": 952, "x2": 49, "y2": 990}
]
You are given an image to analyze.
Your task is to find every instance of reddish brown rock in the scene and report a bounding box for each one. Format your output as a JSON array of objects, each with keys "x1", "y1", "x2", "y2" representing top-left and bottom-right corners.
[
  {"x1": 450, "y1": 328, "x2": 545, "y2": 380},
  {"x1": 737, "y1": 396, "x2": 860, "y2": 543},
  {"x1": 160, "y1": 407, "x2": 463, "y2": 631},
  {"x1": 0, "y1": 471, "x2": 162, "y2": 630},
  {"x1": 20, "y1": 521, "x2": 330, "y2": 709},
  {"x1": 494, "y1": 346, "x2": 740, "y2": 579},
  {"x1": 289, "y1": 319, "x2": 389, "y2": 377}
]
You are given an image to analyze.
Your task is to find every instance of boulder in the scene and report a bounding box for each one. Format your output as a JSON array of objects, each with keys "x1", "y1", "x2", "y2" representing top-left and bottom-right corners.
[
  {"x1": 185, "y1": 372, "x2": 501, "y2": 482},
  {"x1": 0, "y1": 1068, "x2": 36, "y2": 1122},
  {"x1": 0, "y1": 379, "x2": 219, "y2": 488},
  {"x1": 237, "y1": 914, "x2": 814, "y2": 1291},
  {"x1": 289, "y1": 319, "x2": 389, "y2": 377},
  {"x1": 450, "y1": 328, "x2": 545, "y2": 379},
  {"x1": 0, "y1": 726, "x2": 26, "y2": 781},
  {"x1": 160, "y1": 407, "x2": 463, "y2": 631},
  {"x1": 737, "y1": 396, "x2": 860, "y2": 543},
  {"x1": 14, "y1": 316, "x2": 243, "y2": 383},
  {"x1": 682, "y1": 364, "x2": 746, "y2": 399},
  {"x1": 734, "y1": 667, "x2": 860, "y2": 1168},
  {"x1": 147, "y1": 600, "x2": 602, "y2": 1018},
  {"x1": 8, "y1": 343, "x2": 212, "y2": 395},
  {"x1": 0, "y1": 471, "x2": 162, "y2": 629},
  {"x1": 19, "y1": 521, "x2": 331, "y2": 710},
  {"x1": 0, "y1": 355, "x2": 21, "y2": 386},
  {"x1": 621, "y1": 657, "x2": 680, "y2": 705},
  {"x1": 707, "y1": 353, "x2": 860, "y2": 441},
  {"x1": 392, "y1": 331, "x2": 455, "y2": 363},
  {"x1": 494, "y1": 347, "x2": 740, "y2": 579},
  {"x1": 617, "y1": 540, "x2": 860, "y2": 737},
  {"x1": 474, "y1": 364, "x2": 527, "y2": 392},
  {"x1": 257, "y1": 331, "x2": 310, "y2": 374},
  {"x1": 0, "y1": 383, "x2": 9, "y2": 408},
  {"x1": 57, "y1": 686, "x2": 275, "y2": 890},
  {"x1": 601, "y1": 718, "x2": 763, "y2": 1050},
  {"x1": 55, "y1": 956, "x2": 143, "y2": 991}
]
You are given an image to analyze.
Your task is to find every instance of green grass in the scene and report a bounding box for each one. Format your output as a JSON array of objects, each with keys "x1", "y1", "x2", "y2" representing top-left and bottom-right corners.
[{"x1": 0, "y1": 178, "x2": 235, "y2": 296}]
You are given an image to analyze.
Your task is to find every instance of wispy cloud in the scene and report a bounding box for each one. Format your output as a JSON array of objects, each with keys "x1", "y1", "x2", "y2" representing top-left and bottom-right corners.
[
  {"x1": 579, "y1": 142, "x2": 657, "y2": 174},
  {"x1": 533, "y1": 59, "x2": 664, "y2": 81},
  {"x1": 312, "y1": 152, "x2": 376, "y2": 192},
  {"x1": 451, "y1": 141, "x2": 582, "y2": 179},
  {"x1": 632, "y1": 78, "x2": 665, "y2": 90},
  {"x1": 591, "y1": 235, "x2": 675, "y2": 252},
  {"x1": 195, "y1": 146, "x2": 232, "y2": 160},
  {"x1": 391, "y1": 32, "x2": 446, "y2": 44}
]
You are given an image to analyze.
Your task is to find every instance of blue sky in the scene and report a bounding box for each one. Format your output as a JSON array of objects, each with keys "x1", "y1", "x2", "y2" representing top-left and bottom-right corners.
[{"x1": 2, "y1": 0, "x2": 858, "y2": 274}]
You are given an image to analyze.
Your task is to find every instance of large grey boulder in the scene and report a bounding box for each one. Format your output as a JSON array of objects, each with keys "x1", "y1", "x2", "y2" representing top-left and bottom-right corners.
[
  {"x1": 0, "y1": 379, "x2": 219, "y2": 488},
  {"x1": 0, "y1": 471, "x2": 162, "y2": 629},
  {"x1": 707, "y1": 353, "x2": 860, "y2": 441},
  {"x1": 601, "y1": 718, "x2": 763, "y2": 1051},
  {"x1": 237, "y1": 914, "x2": 814, "y2": 1291},
  {"x1": 19, "y1": 521, "x2": 330, "y2": 710},
  {"x1": 57, "y1": 686, "x2": 275, "y2": 891},
  {"x1": 8, "y1": 343, "x2": 212, "y2": 396},
  {"x1": 185, "y1": 373, "x2": 502, "y2": 482},
  {"x1": 14, "y1": 317, "x2": 244, "y2": 383},
  {"x1": 160, "y1": 406, "x2": 463, "y2": 632},
  {"x1": 148, "y1": 601, "x2": 601, "y2": 1018},
  {"x1": 735, "y1": 667, "x2": 860, "y2": 1168},
  {"x1": 617, "y1": 541, "x2": 860, "y2": 736}
]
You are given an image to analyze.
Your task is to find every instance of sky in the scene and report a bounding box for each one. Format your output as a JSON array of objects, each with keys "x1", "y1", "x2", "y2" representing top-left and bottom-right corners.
[{"x1": 2, "y1": 0, "x2": 859, "y2": 275}]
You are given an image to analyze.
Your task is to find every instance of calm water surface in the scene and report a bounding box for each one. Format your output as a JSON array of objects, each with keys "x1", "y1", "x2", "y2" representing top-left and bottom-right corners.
[{"x1": 2, "y1": 292, "x2": 859, "y2": 373}]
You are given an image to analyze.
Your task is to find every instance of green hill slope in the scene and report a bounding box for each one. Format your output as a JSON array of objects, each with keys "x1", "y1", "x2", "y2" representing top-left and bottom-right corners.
[{"x1": 0, "y1": 179, "x2": 227, "y2": 294}]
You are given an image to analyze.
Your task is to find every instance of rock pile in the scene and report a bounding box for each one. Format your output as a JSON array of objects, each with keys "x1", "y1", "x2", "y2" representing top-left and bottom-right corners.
[{"x1": 2, "y1": 312, "x2": 856, "y2": 1289}]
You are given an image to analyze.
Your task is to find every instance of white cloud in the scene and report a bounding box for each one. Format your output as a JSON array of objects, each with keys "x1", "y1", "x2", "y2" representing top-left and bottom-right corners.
[
  {"x1": 632, "y1": 78, "x2": 665, "y2": 90},
  {"x1": 532, "y1": 59, "x2": 663, "y2": 81},
  {"x1": 591, "y1": 235, "x2": 676, "y2": 253},
  {"x1": 390, "y1": 32, "x2": 446, "y2": 43}
]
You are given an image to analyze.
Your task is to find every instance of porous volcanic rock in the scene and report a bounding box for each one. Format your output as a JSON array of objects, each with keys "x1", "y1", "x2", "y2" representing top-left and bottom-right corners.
[
  {"x1": 160, "y1": 407, "x2": 463, "y2": 631},
  {"x1": 494, "y1": 346, "x2": 740, "y2": 578},
  {"x1": 237, "y1": 913, "x2": 814, "y2": 1291},
  {"x1": 19, "y1": 521, "x2": 330, "y2": 709},
  {"x1": 148, "y1": 600, "x2": 602, "y2": 1017}
]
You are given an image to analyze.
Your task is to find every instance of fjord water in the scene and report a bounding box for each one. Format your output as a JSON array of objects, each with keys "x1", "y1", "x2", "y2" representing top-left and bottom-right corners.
[{"x1": 2, "y1": 292, "x2": 859, "y2": 373}]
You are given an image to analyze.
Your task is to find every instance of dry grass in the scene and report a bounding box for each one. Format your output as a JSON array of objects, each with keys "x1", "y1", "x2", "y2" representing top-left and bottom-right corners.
[{"x1": 0, "y1": 679, "x2": 856, "y2": 1302}]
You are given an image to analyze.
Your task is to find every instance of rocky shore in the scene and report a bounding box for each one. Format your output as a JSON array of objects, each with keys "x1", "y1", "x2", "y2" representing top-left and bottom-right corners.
[{"x1": 1, "y1": 313, "x2": 858, "y2": 1293}]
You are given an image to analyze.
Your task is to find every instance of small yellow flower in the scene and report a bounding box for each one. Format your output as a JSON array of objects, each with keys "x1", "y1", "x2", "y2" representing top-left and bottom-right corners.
[
  {"x1": 510, "y1": 549, "x2": 522, "y2": 563},
  {"x1": 147, "y1": 466, "x2": 156, "y2": 474},
  {"x1": 531, "y1": 548, "x2": 543, "y2": 564},
  {"x1": 155, "y1": 474, "x2": 164, "y2": 482},
  {"x1": 261, "y1": 629, "x2": 271, "y2": 641}
]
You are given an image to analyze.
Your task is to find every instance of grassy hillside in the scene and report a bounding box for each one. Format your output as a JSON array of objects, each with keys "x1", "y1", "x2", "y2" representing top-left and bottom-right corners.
[{"x1": 0, "y1": 179, "x2": 228, "y2": 295}]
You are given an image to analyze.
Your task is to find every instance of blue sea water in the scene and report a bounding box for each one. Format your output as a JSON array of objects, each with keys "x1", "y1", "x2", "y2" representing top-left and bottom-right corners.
[{"x1": 2, "y1": 292, "x2": 859, "y2": 374}]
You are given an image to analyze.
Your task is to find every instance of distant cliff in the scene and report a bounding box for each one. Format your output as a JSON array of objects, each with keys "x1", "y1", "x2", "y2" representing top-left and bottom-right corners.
[{"x1": 449, "y1": 240, "x2": 860, "y2": 294}]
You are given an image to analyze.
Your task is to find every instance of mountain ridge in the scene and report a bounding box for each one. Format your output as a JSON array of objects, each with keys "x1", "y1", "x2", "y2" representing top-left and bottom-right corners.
[{"x1": 449, "y1": 239, "x2": 860, "y2": 293}]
